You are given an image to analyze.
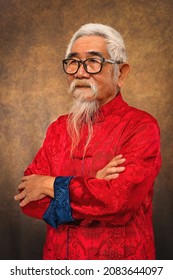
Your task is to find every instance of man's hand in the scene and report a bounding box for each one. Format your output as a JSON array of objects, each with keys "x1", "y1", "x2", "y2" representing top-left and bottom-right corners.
[
  {"x1": 14, "y1": 155, "x2": 125, "y2": 206},
  {"x1": 14, "y1": 174, "x2": 55, "y2": 207},
  {"x1": 96, "y1": 154, "x2": 126, "y2": 180}
]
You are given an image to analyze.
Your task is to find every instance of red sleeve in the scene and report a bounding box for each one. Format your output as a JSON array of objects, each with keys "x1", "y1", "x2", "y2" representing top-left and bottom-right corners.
[
  {"x1": 69, "y1": 117, "x2": 161, "y2": 225},
  {"x1": 21, "y1": 121, "x2": 56, "y2": 219}
]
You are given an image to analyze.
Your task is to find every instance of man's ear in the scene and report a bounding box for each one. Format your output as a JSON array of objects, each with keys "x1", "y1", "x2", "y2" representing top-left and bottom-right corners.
[{"x1": 117, "y1": 63, "x2": 130, "y2": 88}]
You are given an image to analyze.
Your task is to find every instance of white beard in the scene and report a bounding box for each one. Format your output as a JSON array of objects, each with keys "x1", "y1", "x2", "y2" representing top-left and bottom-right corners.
[{"x1": 67, "y1": 79, "x2": 99, "y2": 156}]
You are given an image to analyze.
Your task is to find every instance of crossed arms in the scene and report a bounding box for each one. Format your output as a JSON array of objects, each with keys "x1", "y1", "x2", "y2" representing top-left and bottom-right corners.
[{"x1": 14, "y1": 115, "x2": 161, "y2": 226}]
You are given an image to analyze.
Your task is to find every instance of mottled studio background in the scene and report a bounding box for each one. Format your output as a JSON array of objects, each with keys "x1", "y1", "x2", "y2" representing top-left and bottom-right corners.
[{"x1": 0, "y1": 0, "x2": 173, "y2": 259}]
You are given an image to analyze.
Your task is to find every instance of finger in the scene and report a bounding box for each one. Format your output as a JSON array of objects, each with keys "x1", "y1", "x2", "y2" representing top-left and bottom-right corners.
[
  {"x1": 109, "y1": 158, "x2": 126, "y2": 167},
  {"x1": 14, "y1": 190, "x2": 26, "y2": 201},
  {"x1": 21, "y1": 174, "x2": 34, "y2": 182},
  {"x1": 105, "y1": 173, "x2": 120, "y2": 180},
  {"x1": 106, "y1": 166, "x2": 125, "y2": 175},
  {"x1": 114, "y1": 166, "x2": 125, "y2": 173},
  {"x1": 109, "y1": 155, "x2": 122, "y2": 164},
  {"x1": 114, "y1": 154, "x2": 123, "y2": 159},
  {"x1": 19, "y1": 197, "x2": 30, "y2": 207},
  {"x1": 18, "y1": 182, "x2": 26, "y2": 191}
]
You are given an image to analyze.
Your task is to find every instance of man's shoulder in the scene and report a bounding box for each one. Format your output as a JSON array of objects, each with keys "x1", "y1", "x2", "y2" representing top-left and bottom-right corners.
[
  {"x1": 127, "y1": 104, "x2": 158, "y2": 125},
  {"x1": 55, "y1": 114, "x2": 69, "y2": 124},
  {"x1": 51, "y1": 114, "x2": 68, "y2": 126},
  {"x1": 46, "y1": 114, "x2": 68, "y2": 135},
  {"x1": 116, "y1": 94, "x2": 158, "y2": 126},
  {"x1": 121, "y1": 105, "x2": 161, "y2": 140}
]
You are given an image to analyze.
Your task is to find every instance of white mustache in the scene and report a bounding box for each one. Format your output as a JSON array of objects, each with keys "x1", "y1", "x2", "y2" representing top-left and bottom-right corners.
[{"x1": 69, "y1": 80, "x2": 95, "y2": 93}]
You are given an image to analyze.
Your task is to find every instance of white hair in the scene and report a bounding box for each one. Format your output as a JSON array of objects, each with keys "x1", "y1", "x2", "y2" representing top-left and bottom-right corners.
[{"x1": 65, "y1": 23, "x2": 127, "y2": 62}]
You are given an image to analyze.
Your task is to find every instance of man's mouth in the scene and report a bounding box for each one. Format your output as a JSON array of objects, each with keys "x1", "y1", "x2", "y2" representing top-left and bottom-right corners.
[{"x1": 75, "y1": 85, "x2": 91, "y2": 88}]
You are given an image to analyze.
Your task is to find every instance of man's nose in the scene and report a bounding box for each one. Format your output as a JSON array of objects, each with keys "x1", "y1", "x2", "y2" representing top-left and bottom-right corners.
[{"x1": 74, "y1": 63, "x2": 91, "y2": 79}]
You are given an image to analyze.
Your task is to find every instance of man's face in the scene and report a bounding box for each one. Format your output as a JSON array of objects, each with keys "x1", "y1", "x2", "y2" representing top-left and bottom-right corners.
[{"x1": 66, "y1": 35, "x2": 118, "y2": 106}]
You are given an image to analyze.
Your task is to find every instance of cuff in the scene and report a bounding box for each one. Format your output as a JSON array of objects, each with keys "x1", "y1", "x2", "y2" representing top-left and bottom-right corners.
[{"x1": 43, "y1": 176, "x2": 74, "y2": 228}]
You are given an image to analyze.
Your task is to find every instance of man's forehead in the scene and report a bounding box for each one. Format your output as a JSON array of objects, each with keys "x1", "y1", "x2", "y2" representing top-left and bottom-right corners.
[{"x1": 67, "y1": 51, "x2": 104, "y2": 59}]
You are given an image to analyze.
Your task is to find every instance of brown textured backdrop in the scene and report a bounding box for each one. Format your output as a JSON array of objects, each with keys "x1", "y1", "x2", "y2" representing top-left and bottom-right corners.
[{"x1": 0, "y1": 0, "x2": 173, "y2": 259}]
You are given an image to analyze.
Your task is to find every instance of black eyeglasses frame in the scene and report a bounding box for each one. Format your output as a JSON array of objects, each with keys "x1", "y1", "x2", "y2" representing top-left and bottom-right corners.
[{"x1": 62, "y1": 57, "x2": 123, "y2": 75}]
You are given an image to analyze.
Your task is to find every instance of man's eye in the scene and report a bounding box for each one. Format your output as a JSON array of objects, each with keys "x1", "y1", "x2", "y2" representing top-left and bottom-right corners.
[
  {"x1": 87, "y1": 58, "x2": 101, "y2": 64},
  {"x1": 68, "y1": 60, "x2": 78, "y2": 65}
]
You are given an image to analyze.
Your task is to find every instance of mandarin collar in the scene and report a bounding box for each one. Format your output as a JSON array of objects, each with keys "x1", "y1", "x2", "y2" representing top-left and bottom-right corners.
[{"x1": 94, "y1": 92, "x2": 124, "y2": 123}]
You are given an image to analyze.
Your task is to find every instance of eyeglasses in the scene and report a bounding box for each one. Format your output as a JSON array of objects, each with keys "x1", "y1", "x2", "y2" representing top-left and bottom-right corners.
[{"x1": 62, "y1": 57, "x2": 123, "y2": 75}]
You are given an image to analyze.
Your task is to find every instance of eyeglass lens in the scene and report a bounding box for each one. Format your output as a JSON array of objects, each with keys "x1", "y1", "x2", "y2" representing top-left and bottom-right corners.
[{"x1": 63, "y1": 58, "x2": 102, "y2": 74}]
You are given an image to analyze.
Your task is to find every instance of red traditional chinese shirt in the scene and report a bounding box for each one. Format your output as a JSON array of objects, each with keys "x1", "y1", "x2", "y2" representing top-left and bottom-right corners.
[{"x1": 22, "y1": 93, "x2": 161, "y2": 259}]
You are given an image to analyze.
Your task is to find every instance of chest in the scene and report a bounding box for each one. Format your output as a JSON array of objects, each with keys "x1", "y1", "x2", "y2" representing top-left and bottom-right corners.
[{"x1": 50, "y1": 115, "x2": 130, "y2": 177}]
